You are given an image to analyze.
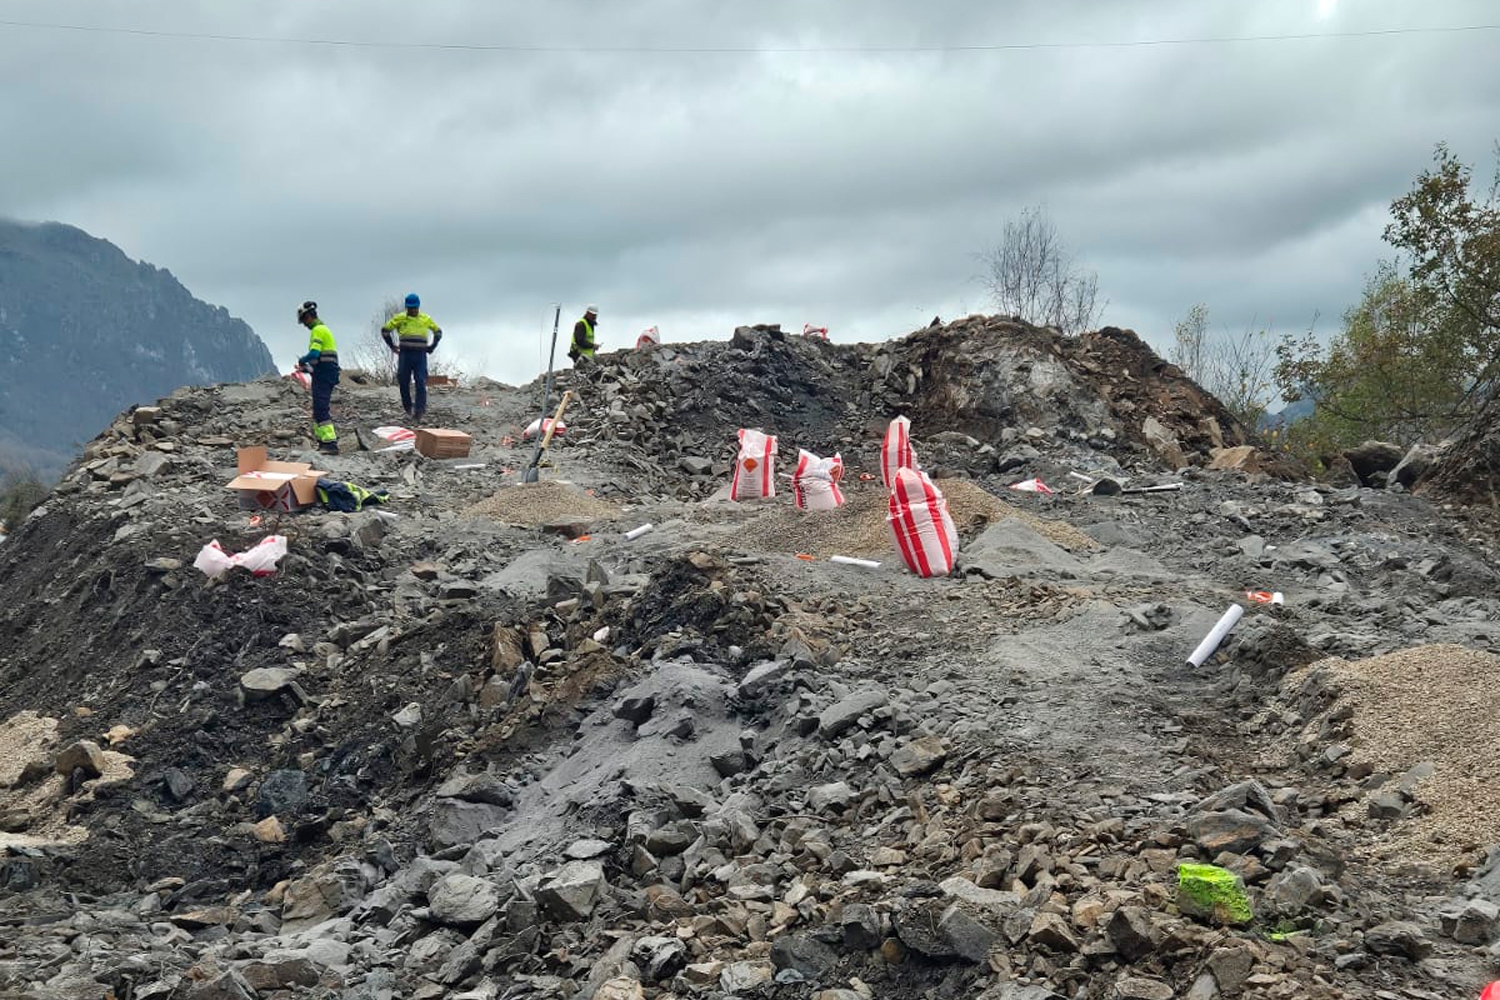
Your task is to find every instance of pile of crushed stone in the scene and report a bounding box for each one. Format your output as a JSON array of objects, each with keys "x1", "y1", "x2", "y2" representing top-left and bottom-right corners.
[
  {"x1": 719, "y1": 478, "x2": 1098, "y2": 559},
  {"x1": 463, "y1": 480, "x2": 621, "y2": 527},
  {"x1": 0, "y1": 711, "x2": 134, "y2": 849},
  {"x1": 1312, "y1": 644, "x2": 1500, "y2": 861}
]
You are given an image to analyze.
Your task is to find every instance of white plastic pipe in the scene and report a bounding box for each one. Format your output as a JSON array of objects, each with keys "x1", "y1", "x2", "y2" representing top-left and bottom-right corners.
[
  {"x1": 455, "y1": 463, "x2": 487, "y2": 470},
  {"x1": 830, "y1": 555, "x2": 881, "y2": 569},
  {"x1": 1186, "y1": 603, "x2": 1244, "y2": 667},
  {"x1": 624, "y1": 524, "x2": 654, "y2": 541}
]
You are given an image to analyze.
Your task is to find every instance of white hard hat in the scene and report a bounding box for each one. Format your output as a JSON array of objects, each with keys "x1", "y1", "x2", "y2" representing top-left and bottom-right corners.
[{"x1": 585, "y1": 304, "x2": 598, "y2": 314}]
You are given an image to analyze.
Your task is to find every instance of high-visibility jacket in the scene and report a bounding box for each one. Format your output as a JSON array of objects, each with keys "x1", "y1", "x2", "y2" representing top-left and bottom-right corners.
[
  {"x1": 299, "y1": 323, "x2": 339, "y2": 371},
  {"x1": 383, "y1": 312, "x2": 442, "y2": 349},
  {"x1": 572, "y1": 316, "x2": 596, "y2": 358}
]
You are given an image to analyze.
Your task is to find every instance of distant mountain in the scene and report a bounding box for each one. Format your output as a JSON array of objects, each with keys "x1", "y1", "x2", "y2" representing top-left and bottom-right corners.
[
  {"x1": 1260, "y1": 396, "x2": 1316, "y2": 431},
  {"x1": 0, "y1": 220, "x2": 273, "y2": 481}
]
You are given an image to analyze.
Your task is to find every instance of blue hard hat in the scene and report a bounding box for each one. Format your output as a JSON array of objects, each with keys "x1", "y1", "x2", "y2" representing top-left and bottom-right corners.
[{"x1": 405, "y1": 293, "x2": 420, "y2": 308}]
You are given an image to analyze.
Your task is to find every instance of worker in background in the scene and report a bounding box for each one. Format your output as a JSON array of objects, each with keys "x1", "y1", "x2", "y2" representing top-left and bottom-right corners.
[
  {"x1": 296, "y1": 301, "x2": 340, "y2": 455},
  {"x1": 568, "y1": 304, "x2": 598, "y2": 365},
  {"x1": 381, "y1": 293, "x2": 443, "y2": 421}
]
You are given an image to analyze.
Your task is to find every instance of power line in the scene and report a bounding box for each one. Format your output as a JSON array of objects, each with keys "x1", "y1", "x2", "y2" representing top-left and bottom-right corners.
[{"x1": 0, "y1": 17, "x2": 1496, "y2": 54}]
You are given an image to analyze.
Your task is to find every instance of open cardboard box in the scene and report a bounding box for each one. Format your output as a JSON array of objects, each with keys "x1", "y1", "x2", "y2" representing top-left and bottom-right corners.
[{"x1": 225, "y1": 446, "x2": 328, "y2": 512}]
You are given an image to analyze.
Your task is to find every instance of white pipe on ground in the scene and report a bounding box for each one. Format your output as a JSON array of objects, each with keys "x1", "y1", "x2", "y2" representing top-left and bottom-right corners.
[
  {"x1": 830, "y1": 555, "x2": 881, "y2": 569},
  {"x1": 1186, "y1": 603, "x2": 1245, "y2": 668},
  {"x1": 624, "y1": 524, "x2": 654, "y2": 541}
]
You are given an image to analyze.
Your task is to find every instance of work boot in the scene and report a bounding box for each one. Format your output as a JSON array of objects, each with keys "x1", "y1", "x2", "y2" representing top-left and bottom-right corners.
[{"x1": 319, "y1": 441, "x2": 340, "y2": 456}]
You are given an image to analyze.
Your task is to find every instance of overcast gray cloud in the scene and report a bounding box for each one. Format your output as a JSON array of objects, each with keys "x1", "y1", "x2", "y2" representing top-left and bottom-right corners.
[{"x1": 2, "y1": 0, "x2": 1497, "y2": 383}]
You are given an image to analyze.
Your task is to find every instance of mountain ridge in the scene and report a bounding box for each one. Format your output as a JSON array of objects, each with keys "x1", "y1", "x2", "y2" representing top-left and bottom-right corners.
[{"x1": 0, "y1": 218, "x2": 274, "y2": 482}]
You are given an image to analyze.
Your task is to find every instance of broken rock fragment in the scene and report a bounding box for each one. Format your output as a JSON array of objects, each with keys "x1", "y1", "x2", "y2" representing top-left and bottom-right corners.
[
  {"x1": 818, "y1": 688, "x2": 886, "y2": 738},
  {"x1": 536, "y1": 859, "x2": 606, "y2": 921},
  {"x1": 427, "y1": 872, "x2": 501, "y2": 926},
  {"x1": 769, "y1": 931, "x2": 839, "y2": 977},
  {"x1": 1185, "y1": 807, "x2": 1279, "y2": 855},
  {"x1": 890, "y1": 734, "x2": 949, "y2": 777},
  {"x1": 1364, "y1": 920, "x2": 1432, "y2": 960},
  {"x1": 1177, "y1": 863, "x2": 1253, "y2": 927},
  {"x1": 239, "y1": 666, "x2": 304, "y2": 703},
  {"x1": 53, "y1": 740, "x2": 106, "y2": 779}
]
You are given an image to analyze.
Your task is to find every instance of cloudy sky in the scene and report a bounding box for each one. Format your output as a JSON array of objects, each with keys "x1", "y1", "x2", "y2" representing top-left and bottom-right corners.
[{"x1": 1, "y1": 1, "x2": 1497, "y2": 384}]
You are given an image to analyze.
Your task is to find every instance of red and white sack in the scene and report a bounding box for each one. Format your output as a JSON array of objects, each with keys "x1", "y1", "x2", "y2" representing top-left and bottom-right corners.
[
  {"x1": 371, "y1": 426, "x2": 415, "y2": 443},
  {"x1": 792, "y1": 449, "x2": 846, "y2": 511},
  {"x1": 729, "y1": 428, "x2": 777, "y2": 501},
  {"x1": 288, "y1": 369, "x2": 311, "y2": 390},
  {"x1": 887, "y1": 469, "x2": 958, "y2": 578},
  {"x1": 802, "y1": 323, "x2": 829, "y2": 340},
  {"x1": 522, "y1": 417, "x2": 568, "y2": 441},
  {"x1": 194, "y1": 535, "x2": 289, "y2": 580},
  {"x1": 636, "y1": 326, "x2": 660, "y2": 349},
  {"x1": 881, "y1": 415, "x2": 920, "y2": 490}
]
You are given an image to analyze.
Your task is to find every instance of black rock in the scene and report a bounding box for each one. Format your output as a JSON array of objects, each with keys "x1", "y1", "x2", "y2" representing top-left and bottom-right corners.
[
  {"x1": 255, "y1": 769, "x2": 309, "y2": 820},
  {"x1": 841, "y1": 902, "x2": 882, "y2": 951},
  {"x1": 770, "y1": 932, "x2": 839, "y2": 976},
  {"x1": 162, "y1": 767, "x2": 195, "y2": 802},
  {"x1": 1365, "y1": 920, "x2": 1432, "y2": 960},
  {"x1": 1107, "y1": 905, "x2": 1157, "y2": 962},
  {"x1": 614, "y1": 694, "x2": 656, "y2": 725}
]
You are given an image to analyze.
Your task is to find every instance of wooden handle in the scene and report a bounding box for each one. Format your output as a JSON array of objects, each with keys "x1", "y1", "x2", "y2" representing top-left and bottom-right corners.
[{"x1": 539, "y1": 391, "x2": 573, "y2": 450}]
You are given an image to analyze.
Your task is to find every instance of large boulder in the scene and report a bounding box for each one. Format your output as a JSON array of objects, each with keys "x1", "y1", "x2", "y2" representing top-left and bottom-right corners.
[
  {"x1": 1387, "y1": 441, "x2": 1444, "y2": 488},
  {"x1": 1342, "y1": 440, "x2": 1404, "y2": 486}
]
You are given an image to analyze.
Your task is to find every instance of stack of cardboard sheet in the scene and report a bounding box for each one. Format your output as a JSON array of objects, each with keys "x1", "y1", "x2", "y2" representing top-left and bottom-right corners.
[{"x1": 415, "y1": 429, "x2": 473, "y2": 459}]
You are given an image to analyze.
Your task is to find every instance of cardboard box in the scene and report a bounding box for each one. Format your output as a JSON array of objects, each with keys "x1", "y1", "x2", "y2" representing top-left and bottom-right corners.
[
  {"x1": 426, "y1": 375, "x2": 457, "y2": 387},
  {"x1": 415, "y1": 428, "x2": 473, "y2": 459},
  {"x1": 225, "y1": 446, "x2": 328, "y2": 512}
]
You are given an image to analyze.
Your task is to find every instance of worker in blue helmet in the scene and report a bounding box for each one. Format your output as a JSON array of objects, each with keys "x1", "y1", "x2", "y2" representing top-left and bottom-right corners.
[{"x1": 381, "y1": 293, "x2": 443, "y2": 421}]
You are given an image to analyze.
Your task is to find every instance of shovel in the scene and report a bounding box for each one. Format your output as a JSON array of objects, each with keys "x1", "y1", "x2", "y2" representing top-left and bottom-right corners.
[{"x1": 522, "y1": 390, "x2": 573, "y2": 483}]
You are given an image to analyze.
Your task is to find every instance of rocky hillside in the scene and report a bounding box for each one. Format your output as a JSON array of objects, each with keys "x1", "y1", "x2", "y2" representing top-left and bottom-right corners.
[
  {"x1": 1, "y1": 319, "x2": 1498, "y2": 1000},
  {"x1": 0, "y1": 219, "x2": 274, "y2": 482}
]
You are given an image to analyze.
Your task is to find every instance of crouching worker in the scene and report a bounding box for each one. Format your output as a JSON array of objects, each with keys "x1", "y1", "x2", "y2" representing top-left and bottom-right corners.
[{"x1": 296, "y1": 300, "x2": 341, "y2": 455}]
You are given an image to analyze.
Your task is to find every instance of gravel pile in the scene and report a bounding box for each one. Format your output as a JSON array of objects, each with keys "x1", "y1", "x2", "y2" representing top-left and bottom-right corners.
[
  {"x1": 725, "y1": 478, "x2": 1098, "y2": 559},
  {"x1": 463, "y1": 481, "x2": 620, "y2": 527},
  {"x1": 0, "y1": 710, "x2": 133, "y2": 850},
  {"x1": 1321, "y1": 644, "x2": 1500, "y2": 859}
]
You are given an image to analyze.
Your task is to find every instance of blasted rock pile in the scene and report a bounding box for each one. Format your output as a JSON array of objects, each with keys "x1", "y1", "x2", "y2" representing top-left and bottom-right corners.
[{"x1": 0, "y1": 315, "x2": 1498, "y2": 999}]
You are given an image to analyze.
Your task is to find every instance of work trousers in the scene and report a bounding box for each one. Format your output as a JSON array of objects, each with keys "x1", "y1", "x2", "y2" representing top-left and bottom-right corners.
[
  {"x1": 311, "y1": 367, "x2": 338, "y2": 442},
  {"x1": 397, "y1": 348, "x2": 429, "y2": 416}
]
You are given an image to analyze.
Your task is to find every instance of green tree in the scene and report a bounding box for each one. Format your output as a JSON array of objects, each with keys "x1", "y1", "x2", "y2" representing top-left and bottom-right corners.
[{"x1": 1275, "y1": 143, "x2": 1500, "y2": 452}]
